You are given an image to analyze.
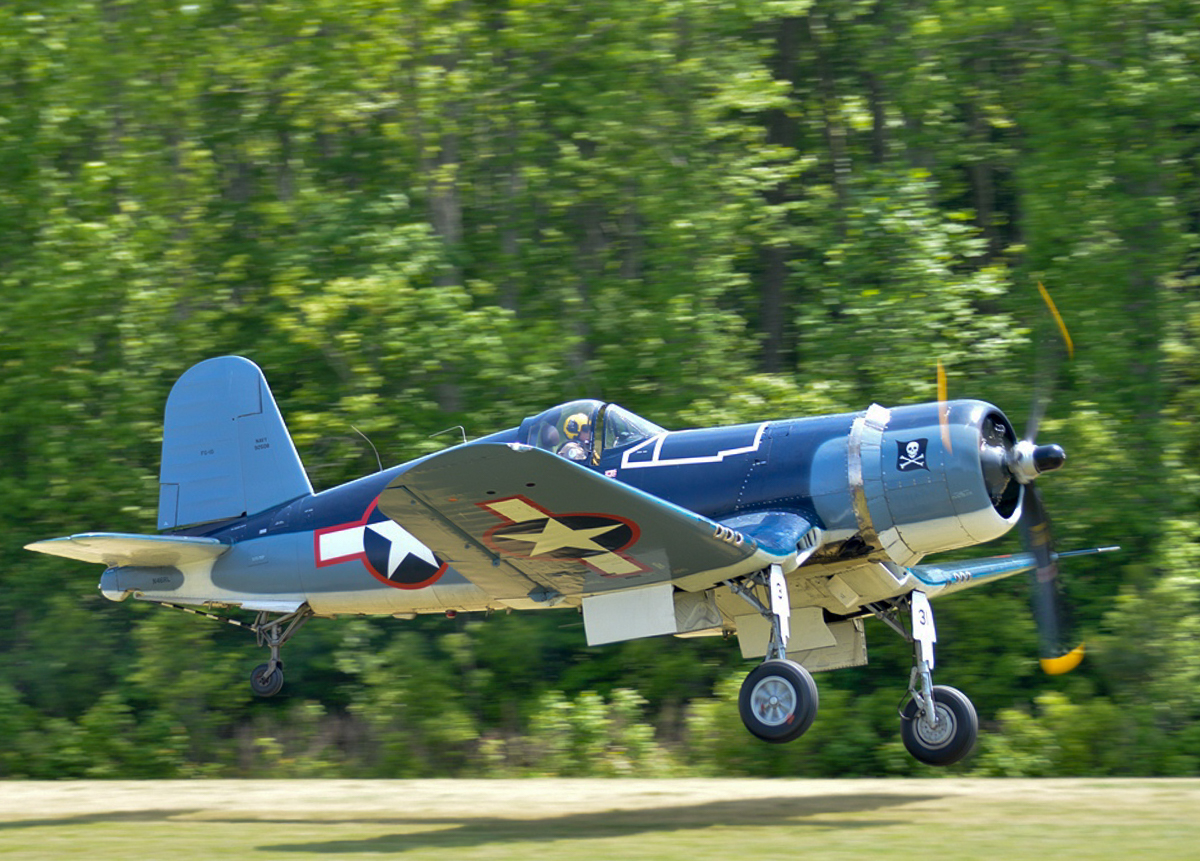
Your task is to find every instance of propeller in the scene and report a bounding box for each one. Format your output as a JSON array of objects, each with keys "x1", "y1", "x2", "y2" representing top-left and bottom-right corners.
[
  {"x1": 942, "y1": 282, "x2": 1081, "y2": 673},
  {"x1": 1024, "y1": 282, "x2": 1074, "y2": 443},
  {"x1": 937, "y1": 359, "x2": 952, "y2": 454},
  {"x1": 1014, "y1": 282, "x2": 1080, "y2": 674},
  {"x1": 1017, "y1": 481, "x2": 1084, "y2": 674}
]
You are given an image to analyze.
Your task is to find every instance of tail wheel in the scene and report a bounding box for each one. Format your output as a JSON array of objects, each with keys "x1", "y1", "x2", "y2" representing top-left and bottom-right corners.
[
  {"x1": 738, "y1": 659, "x2": 819, "y2": 744},
  {"x1": 900, "y1": 684, "x2": 978, "y2": 766},
  {"x1": 250, "y1": 662, "x2": 285, "y2": 698}
]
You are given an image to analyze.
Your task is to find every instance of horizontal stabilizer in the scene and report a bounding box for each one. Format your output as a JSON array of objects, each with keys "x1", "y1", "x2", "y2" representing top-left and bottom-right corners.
[{"x1": 25, "y1": 532, "x2": 229, "y2": 567}]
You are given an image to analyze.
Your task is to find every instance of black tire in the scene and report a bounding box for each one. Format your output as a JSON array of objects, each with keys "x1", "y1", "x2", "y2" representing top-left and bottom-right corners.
[
  {"x1": 738, "y1": 659, "x2": 819, "y2": 744},
  {"x1": 250, "y1": 662, "x2": 285, "y2": 697},
  {"x1": 900, "y1": 684, "x2": 978, "y2": 766}
]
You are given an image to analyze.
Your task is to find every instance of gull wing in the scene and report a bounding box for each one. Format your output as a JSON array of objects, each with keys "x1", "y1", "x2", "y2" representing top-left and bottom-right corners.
[{"x1": 377, "y1": 444, "x2": 816, "y2": 603}]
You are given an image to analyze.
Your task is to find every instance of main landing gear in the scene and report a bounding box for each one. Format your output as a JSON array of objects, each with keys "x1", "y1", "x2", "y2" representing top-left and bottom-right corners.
[
  {"x1": 728, "y1": 570, "x2": 977, "y2": 766},
  {"x1": 728, "y1": 566, "x2": 820, "y2": 744},
  {"x1": 739, "y1": 658, "x2": 819, "y2": 744},
  {"x1": 870, "y1": 592, "x2": 978, "y2": 766}
]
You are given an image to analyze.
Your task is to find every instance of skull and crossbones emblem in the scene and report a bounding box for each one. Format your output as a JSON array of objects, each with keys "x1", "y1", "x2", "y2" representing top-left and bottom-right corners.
[{"x1": 897, "y1": 439, "x2": 929, "y2": 471}]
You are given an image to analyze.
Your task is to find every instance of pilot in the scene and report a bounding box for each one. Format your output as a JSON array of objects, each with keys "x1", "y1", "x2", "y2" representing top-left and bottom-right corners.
[{"x1": 557, "y1": 412, "x2": 592, "y2": 462}]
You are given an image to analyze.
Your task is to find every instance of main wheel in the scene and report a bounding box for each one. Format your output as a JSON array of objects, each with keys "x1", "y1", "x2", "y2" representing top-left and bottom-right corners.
[
  {"x1": 900, "y1": 684, "x2": 978, "y2": 766},
  {"x1": 250, "y1": 662, "x2": 285, "y2": 697},
  {"x1": 738, "y1": 659, "x2": 819, "y2": 744}
]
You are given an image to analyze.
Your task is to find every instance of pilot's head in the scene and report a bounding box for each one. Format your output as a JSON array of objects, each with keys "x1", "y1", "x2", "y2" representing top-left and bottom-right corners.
[{"x1": 564, "y1": 412, "x2": 591, "y2": 442}]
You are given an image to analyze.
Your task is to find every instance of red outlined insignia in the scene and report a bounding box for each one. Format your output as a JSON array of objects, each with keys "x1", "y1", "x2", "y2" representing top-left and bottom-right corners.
[
  {"x1": 479, "y1": 495, "x2": 648, "y2": 578},
  {"x1": 314, "y1": 498, "x2": 446, "y2": 589}
]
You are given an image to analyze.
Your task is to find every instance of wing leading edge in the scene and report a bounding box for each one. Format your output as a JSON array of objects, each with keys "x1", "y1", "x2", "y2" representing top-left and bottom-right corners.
[{"x1": 377, "y1": 443, "x2": 817, "y2": 605}]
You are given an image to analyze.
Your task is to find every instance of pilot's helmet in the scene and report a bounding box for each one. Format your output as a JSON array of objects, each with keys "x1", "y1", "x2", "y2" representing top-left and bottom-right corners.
[{"x1": 564, "y1": 413, "x2": 590, "y2": 440}]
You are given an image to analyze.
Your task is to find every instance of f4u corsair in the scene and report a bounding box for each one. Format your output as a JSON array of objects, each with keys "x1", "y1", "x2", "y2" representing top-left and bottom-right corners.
[{"x1": 28, "y1": 356, "x2": 1114, "y2": 766}]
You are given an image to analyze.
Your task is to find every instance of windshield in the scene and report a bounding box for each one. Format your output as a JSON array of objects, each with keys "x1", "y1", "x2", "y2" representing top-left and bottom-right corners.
[
  {"x1": 599, "y1": 404, "x2": 665, "y2": 451},
  {"x1": 517, "y1": 400, "x2": 664, "y2": 465}
]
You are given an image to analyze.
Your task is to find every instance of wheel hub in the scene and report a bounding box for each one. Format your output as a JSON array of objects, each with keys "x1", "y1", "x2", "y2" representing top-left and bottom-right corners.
[
  {"x1": 915, "y1": 703, "x2": 956, "y2": 748},
  {"x1": 750, "y1": 676, "x2": 797, "y2": 726}
]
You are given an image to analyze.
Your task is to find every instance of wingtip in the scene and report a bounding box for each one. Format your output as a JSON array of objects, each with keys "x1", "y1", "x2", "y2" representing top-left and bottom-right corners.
[
  {"x1": 1040, "y1": 643, "x2": 1086, "y2": 675},
  {"x1": 24, "y1": 538, "x2": 65, "y2": 555}
]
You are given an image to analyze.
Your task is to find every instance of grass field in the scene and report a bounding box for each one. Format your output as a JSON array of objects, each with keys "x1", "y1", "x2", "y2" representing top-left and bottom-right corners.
[{"x1": 1, "y1": 778, "x2": 1197, "y2": 861}]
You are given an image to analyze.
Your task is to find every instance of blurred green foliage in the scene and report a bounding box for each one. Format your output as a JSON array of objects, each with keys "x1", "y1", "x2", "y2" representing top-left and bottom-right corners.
[{"x1": 3, "y1": 0, "x2": 1200, "y2": 777}]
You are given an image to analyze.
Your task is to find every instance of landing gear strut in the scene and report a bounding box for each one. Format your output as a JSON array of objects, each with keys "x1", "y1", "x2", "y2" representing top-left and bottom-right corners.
[
  {"x1": 871, "y1": 592, "x2": 978, "y2": 766},
  {"x1": 152, "y1": 601, "x2": 313, "y2": 698},
  {"x1": 728, "y1": 565, "x2": 819, "y2": 744},
  {"x1": 247, "y1": 605, "x2": 313, "y2": 697}
]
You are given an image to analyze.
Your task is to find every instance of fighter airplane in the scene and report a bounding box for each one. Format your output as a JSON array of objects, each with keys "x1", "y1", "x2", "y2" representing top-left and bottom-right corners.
[{"x1": 27, "y1": 354, "x2": 1114, "y2": 766}]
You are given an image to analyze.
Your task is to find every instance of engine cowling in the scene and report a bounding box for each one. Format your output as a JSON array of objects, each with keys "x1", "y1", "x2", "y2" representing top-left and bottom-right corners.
[{"x1": 821, "y1": 400, "x2": 1023, "y2": 566}]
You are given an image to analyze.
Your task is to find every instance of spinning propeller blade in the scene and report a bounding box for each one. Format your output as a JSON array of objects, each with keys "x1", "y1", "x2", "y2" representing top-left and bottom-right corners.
[
  {"x1": 937, "y1": 359, "x2": 952, "y2": 453},
  {"x1": 941, "y1": 282, "x2": 1083, "y2": 673},
  {"x1": 1026, "y1": 282, "x2": 1074, "y2": 442},
  {"x1": 1037, "y1": 281, "x2": 1074, "y2": 361},
  {"x1": 1017, "y1": 281, "x2": 1081, "y2": 673},
  {"x1": 1017, "y1": 483, "x2": 1084, "y2": 674}
]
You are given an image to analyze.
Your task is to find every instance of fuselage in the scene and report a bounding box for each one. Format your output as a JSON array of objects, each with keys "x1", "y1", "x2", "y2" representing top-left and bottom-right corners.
[{"x1": 155, "y1": 397, "x2": 1021, "y2": 618}]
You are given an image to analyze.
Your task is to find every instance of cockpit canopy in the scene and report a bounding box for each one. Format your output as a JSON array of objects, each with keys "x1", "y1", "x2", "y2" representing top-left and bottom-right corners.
[{"x1": 516, "y1": 399, "x2": 665, "y2": 464}]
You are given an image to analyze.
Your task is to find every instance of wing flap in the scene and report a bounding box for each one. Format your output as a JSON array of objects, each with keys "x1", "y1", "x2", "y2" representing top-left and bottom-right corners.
[
  {"x1": 25, "y1": 533, "x2": 229, "y2": 567},
  {"x1": 378, "y1": 443, "x2": 791, "y2": 599}
]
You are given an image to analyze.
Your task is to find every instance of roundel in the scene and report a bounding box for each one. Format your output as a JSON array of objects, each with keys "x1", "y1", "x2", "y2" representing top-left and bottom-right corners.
[
  {"x1": 488, "y1": 514, "x2": 636, "y2": 561},
  {"x1": 479, "y1": 495, "x2": 648, "y2": 578},
  {"x1": 314, "y1": 498, "x2": 446, "y2": 589}
]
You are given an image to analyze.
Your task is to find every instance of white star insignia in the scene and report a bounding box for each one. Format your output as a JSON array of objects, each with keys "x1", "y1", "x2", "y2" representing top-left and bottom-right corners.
[
  {"x1": 366, "y1": 520, "x2": 438, "y2": 578},
  {"x1": 499, "y1": 518, "x2": 622, "y2": 557}
]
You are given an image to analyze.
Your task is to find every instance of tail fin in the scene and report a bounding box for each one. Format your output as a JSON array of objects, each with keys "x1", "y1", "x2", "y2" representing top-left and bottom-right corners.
[{"x1": 157, "y1": 356, "x2": 313, "y2": 530}]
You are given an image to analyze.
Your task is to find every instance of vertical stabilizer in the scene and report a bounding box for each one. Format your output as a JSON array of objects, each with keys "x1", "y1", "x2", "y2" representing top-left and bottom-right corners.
[{"x1": 158, "y1": 356, "x2": 313, "y2": 530}]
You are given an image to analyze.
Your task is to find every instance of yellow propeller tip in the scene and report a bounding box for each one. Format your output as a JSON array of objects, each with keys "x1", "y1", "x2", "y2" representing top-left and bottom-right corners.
[
  {"x1": 936, "y1": 359, "x2": 952, "y2": 453},
  {"x1": 1036, "y1": 281, "x2": 1075, "y2": 360},
  {"x1": 1040, "y1": 643, "x2": 1086, "y2": 675}
]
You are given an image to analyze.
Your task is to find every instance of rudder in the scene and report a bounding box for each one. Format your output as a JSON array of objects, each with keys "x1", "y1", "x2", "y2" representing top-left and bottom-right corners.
[{"x1": 157, "y1": 356, "x2": 313, "y2": 530}]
